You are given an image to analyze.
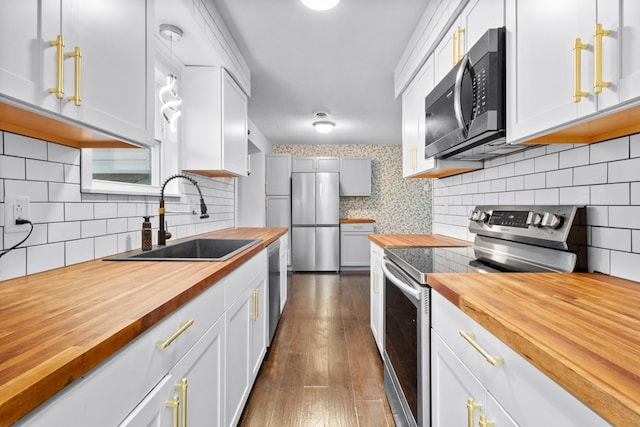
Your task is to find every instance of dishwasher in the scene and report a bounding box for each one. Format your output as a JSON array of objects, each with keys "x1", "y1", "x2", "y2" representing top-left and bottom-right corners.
[{"x1": 267, "y1": 240, "x2": 281, "y2": 345}]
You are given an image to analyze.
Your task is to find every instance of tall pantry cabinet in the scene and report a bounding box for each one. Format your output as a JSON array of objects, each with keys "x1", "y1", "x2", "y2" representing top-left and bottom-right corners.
[
  {"x1": 0, "y1": 0, "x2": 153, "y2": 146},
  {"x1": 266, "y1": 154, "x2": 292, "y2": 266}
]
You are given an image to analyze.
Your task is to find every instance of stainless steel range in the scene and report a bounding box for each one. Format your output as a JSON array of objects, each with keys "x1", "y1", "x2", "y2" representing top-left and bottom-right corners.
[{"x1": 381, "y1": 205, "x2": 587, "y2": 427}]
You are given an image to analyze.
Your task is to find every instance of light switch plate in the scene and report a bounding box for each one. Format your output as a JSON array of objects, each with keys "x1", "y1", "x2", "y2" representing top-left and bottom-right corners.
[{"x1": 5, "y1": 196, "x2": 30, "y2": 233}]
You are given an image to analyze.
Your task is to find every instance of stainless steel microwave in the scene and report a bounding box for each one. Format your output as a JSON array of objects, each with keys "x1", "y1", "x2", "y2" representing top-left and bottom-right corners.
[{"x1": 424, "y1": 27, "x2": 505, "y2": 159}]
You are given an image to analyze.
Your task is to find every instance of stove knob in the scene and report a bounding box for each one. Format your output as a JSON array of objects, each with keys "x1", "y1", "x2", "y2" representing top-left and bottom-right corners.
[
  {"x1": 526, "y1": 212, "x2": 543, "y2": 226},
  {"x1": 541, "y1": 212, "x2": 562, "y2": 229},
  {"x1": 469, "y1": 210, "x2": 479, "y2": 221},
  {"x1": 477, "y1": 211, "x2": 490, "y2": 222}
]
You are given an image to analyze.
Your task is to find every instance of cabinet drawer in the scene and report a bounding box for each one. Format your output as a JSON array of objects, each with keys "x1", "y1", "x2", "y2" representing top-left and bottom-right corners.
[
  {"x1": 340, "y1": 223, "x2": 374, "y2": 233},
  {"x1": 225, "y1": 249, "x2": 267, "y2": 307},
  {"x1": 17, "y1": 280, "x2": 227, "y2": 427},
  {"x1": 431, "y1": 291, "x2": 609, "y2": 427}
]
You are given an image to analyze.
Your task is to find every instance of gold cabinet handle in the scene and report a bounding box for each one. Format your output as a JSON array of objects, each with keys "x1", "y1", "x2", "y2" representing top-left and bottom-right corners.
[
  {"x1": 456, "y1": 27, "x2": 465, "y2": 63},
  {"x1": 156, "y1": 320, "x2": 195, "y2": 349},
  {"x1": 573, "y1": 38, "x2": 589, "y2": 102},
  {"x1": 252, "y1": 289, "x2": 259, "y2": 321},
  {"x1": 176, "y1": 378, "x2": 188, "y2": 427},
  {"x1": 410, "y1": 146, "x2": 417, "y2": 170},
  {"x1": 66, "y1": 46, "x2": 82, "y2": 106},
  {"x1": 459, "y1": 330, "x2": 504, "y2": 367},
  {"x1": 479, "y1": 414, "x2": 495, "y2": 427},
  {"x1": 165, "y1": 395, "x2": 180, "y2": 427},
  {"x1": 49, "y1": 35, "x2": 65, "y2": 99},
  {"x1": 452, "y1": 31, "x2": 459, "y2": 66},
  {"x1": 593, "y1": 23, "x2": 611, "y2": 94},
  {"x1": 467, "y1": 397, "x2": 482, "y2": 427}
]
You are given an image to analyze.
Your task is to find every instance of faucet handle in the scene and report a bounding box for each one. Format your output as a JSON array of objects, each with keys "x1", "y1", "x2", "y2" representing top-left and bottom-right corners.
[{"x1": 164, "y1": 221, "x2": 172, "y2": 240}]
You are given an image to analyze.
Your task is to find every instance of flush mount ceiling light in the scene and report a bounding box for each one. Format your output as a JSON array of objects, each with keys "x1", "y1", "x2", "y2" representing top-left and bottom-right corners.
[
  {"x1": 301, "y1": 0, "x2": 340, "y2": 11},
  {"x1": 313, "y1": 120, "x2": 336, "y2": 133},
  {"x1": 159, "y1": 24, "x2": 183, "y2": 42}
]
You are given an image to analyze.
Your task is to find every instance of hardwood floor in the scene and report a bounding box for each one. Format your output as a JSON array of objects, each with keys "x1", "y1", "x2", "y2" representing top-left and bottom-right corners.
[{"x1": 239, "y1": 272, "x2": 394, "y2": 427}]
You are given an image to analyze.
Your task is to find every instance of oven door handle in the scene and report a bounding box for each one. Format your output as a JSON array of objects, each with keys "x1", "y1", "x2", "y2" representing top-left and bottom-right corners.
[{"x1": 381, "y1": 260, "x2": 421, "y2": 301}]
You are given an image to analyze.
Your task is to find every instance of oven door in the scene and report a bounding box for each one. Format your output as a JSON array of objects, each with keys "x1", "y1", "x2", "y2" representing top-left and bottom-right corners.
[{"x1": 381, "y1": 258, "x2": 430, "y2": 427}]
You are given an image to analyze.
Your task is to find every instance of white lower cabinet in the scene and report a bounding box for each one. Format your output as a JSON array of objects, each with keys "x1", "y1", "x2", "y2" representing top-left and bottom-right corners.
[
  {"x1": 431, "y1": 291, "x2": 610, "y2": 427},
  {"x1": 369, "y1": 242, "x2": 384, "y2": 356},
  {"x1": 341, "y1": 223, "x2": 375, "y2": 268},
  {"x1": 279, "y1": 233, "x2": 289, "y2": 311},
  {"x1": 16, "y1": 249, "x2": 268, "y2": 427}
]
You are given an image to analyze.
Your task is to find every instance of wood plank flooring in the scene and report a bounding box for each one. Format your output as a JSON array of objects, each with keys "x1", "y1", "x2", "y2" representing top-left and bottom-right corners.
[{"x1": 239, "y1": 272, "x2": 394, "y2": 427}]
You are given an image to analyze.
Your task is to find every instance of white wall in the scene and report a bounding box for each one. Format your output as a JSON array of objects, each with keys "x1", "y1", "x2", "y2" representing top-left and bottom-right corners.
[
  {"x1": 0, "y1": 132, "x2": 236, "y2": 281},
  {"x1": 433, "y1": 133, "x2": 640, "y2": 283}
]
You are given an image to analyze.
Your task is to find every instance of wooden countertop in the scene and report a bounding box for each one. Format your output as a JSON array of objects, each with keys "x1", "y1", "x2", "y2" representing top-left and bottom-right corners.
[
  {"x1": 340, "y1": 218, "x2": 376, "y2": 223},
  {"x1": 368, "y1": 233, "x2": 471, "y2": 248},
  {"x1": 428, "y1": 272, "x2": 640, "y2": 427},
  {"x1": 0, "y1": 227, "x2": 287, "y2": 426}
]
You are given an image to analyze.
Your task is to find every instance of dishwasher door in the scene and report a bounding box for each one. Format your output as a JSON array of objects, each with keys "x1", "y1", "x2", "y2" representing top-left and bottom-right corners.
[{"x1": 268, "y1": 240, "x2": 281, "y2": 345}]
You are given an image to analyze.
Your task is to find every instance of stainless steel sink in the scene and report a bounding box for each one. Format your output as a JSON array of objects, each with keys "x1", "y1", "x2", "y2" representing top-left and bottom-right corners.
[{"x1": 105, "y1": 238, "x2": 261, "y2": 261}]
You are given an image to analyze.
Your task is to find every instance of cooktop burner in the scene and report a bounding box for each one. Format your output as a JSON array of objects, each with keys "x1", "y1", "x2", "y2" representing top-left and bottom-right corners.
[{"x1": 384, "y1": 246, "x2": 475, "y2": 285}]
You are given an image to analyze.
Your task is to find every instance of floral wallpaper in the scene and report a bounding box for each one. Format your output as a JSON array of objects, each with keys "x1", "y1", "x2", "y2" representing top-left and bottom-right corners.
[{"x1": 272, "y1": 144, "x2": 432, "y2": 234}]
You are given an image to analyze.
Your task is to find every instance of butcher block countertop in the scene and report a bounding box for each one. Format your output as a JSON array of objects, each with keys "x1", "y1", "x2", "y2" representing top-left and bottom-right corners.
[
  {"x1": 340, "y1": 218, "x2": 376, "y2": 223},
  {"x1": 368, "y1": 233, "x2": 471, "y2": 248},
  {"x1": 0, "y1": 227, "x2": 286, "y2": 426},
  {"x1": 428, "y1": 272, "x2": 640, "y2": 427}
]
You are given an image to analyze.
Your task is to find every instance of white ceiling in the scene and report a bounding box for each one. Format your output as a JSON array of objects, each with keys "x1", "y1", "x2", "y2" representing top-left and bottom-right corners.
[{"x1": 210, "y1": 0, "x2": 429, "y2": 146}]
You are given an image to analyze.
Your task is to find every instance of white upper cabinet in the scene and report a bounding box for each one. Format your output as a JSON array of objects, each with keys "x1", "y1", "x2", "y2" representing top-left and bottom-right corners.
[
  {"x1": 506, "y1": 0, "x2": 640, "y2": 144},
  {"x1": 181, "y1": 66, "x2": 249, "y2": 177},
  {"x1": 266, "y1": 154, "x2": 292, "y2": 195},
  {"x1": 0, "y1": 0, "x2": 153, "y2": 146},
  {"x1": 292, "y1": 157, "x2": 339, "y2": 172},
  {"x1": 434, "y1": 0, "x2": 505, "y2": 83},
  {"x1": 339, "y1": 157, "x2": 371, "y2": 196}
]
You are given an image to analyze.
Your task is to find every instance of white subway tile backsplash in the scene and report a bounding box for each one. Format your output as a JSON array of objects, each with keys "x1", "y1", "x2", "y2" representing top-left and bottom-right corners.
[
  {"x1": 590, "y1": 136, "x2": 629, "y2": 163},
  {"x1": 49, "y1": 182, "x2": 81, "y2": 202},
  {"x1": 65, "y1": 203, "x2": 94, "y2": 221},
  {"x1": 524, "y1": 173, "x2": 546, "y2": 189},
  {"x1": 117, "y1": 202, "x2": 137, "y2": 217},
  {"x1": 27, "y1": 242, "x2": 65, "y2": 274},
  {"x1": 0, "y1": 156, "x2": 26, "y2": 179},
  {"x1": 31, "y1": 203, "x2": 64, "y2": 223},
  {"x1": 107, "y1": 217, "x2": 128, "y2": 234},
  {"x1": 534, "y1": 188, "x2": 559, "y2": 205},
  {"x1": 26, "y1": 159, "x2": 64, "y2": 182},
  {"x1": 491, "y1": 179, "x2": 506, "y2": 193},
  {"x1": 546, "y1": 169, "x2": 573, "y2": 187},
  {"x1": 5, "y1": 179, "x2": 48, "y2": 201},
  {"x1": 545, "y1": 144, "x2": 574, "y2": 154},
  {"x1": 632, "y1": 230, "x2": 640, "y2": 253},
  {"x1": 4, "y1": 224, "x2": 46, "y2": 248},
  {"x1": 514, "y1": 158, "x2": 535, "y2": 175},
  {"x1": 609, "y1": 206, "x2": 640, "y2": 229},
  {"x1": 498, "y1": 192, "x2": 516, "y2": 205},
  {"x1": 0, "y1": 180, "x2": 3, "y2": 203},
  {"x1": 0, "y1": 248, "x2": 26, "y2": 281},
  {"x1": 591, "y1": 227, "x2": 631, "y2": 251},
  {"x1": 574, "y1": 163, "x2": 607, "y2": 185},
  {"x1": 95, "y1": 234, "x2": 118, "y2": 258},
  {"x1": 534, "y1": 153, "x2": 559, "y2": 172},
  {"x1": 559, "y1": 145, "x2": 589, "y2": 168},
  {"x1": 506, "y1": 176, "x2": 524, "y2": 191},
  {"x1": 631, "y1": 133, "x2": 640, "y2": 158},
  {"x1": 498, "y1": 163, "x2": 515, "y2": 178},
  {"x1": 48, "y1": 143, "x2": 80, "y2": 165},
  {"x1": 608, "y1": 158, "x2": 640, "y2": 183},
  {"x1": 559, "y1": 186, "x2": 590, "y2": 205},
  {"x1": 632, "y1": 182, "x2": 640, "y2": 205},
  {"x1": 95, "y1": 202, "x2": 118, "y2": 219},
  {"x1": 64, "y1": 164, "x2": 81, "y2": 184},
  {"x1": 587, "y1": 206, "x2": 608, "y2": 226},
  {"x1": 588, "y1": 246, "x2": 610, "y2": 274},
  {"x1": 524, "y1": 146, "x2": 547, "y2": 159},
  {"x1": 591, "y1": 183, "x2": 630, "y2": 205},
  {"x1": 610, "y1": 250, "x2": 640, "y2": 282},
  {"x1": 66, "y1": 238, "x2": 95, "y2": 265},
  {"x1": 4, "y1": 133, "x2": 47, "y2": 160},
  {"x1": 49, "y1": 221, "x2": 81, "y2": 242},
  {"x1": 81, "y1": 219, "x2": 107, "y2": 238},
  {"x1": 118, "y1": 231, "x2": 139, "y2": 252},
  {"x1": 484, "y1": 166, "x2": 499, "y2": 180}
]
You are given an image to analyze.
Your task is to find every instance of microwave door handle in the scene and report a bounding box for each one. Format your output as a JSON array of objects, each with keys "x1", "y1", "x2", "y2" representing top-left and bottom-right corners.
[
  {"x1": 381, "y1": 260, "x2": 421, "y2": 301},
  {"x1": 453, "y1": 55, "x2": 470, "y2": 136}
]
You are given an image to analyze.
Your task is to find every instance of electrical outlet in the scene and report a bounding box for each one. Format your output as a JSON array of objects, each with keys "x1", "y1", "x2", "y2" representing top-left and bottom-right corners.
[{"x1": 5, "y1": 196, "x2": 31, "y2": 233}]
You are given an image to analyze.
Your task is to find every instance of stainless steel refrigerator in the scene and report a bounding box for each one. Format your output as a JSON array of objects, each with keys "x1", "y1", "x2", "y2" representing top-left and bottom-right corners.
[{"x1": 291, "y1": 172, "x2": 340, "y2": 271}]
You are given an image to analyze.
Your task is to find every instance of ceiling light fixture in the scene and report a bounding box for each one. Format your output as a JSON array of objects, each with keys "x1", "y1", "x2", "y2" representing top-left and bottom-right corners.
[
  {"x1": 313, "y1": 120, "x2": 336, "y2": 133},
  {"x1": 301, "y1": 0, "x2": 340, "y2": 11},
  {"x1": 159, "y1": 24, "x2": 183, "y2": 42}
]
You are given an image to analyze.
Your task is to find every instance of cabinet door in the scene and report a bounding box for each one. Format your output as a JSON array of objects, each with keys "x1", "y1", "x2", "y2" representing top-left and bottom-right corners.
[
  {"x1": 279, "y1": 234, "x2": 288, "y2": 311},
  {"x1": 266, "y1": 154, "x2": 291, "y2": 195},
  {"x1": 292, "y1": 157, "x2": 317, "y2": 171},
  {"x1": 118, "y1": 375, "x2": 177, "y2": 427},
  {"x1": 222, "y1": 70, "x2": 249, "y2": 176},
  {"x1": 341, "y1": 231, "x2": 371, "y2": 267},
  {"x1": 59, "y1": 0, "x2": 151, "y2": 143},
  {"x1": 225, "y1": 292, "x2": 252, "y2": 427},
  {"x1": 402, "y1": 57, "x2": 434, "y2": 177},
  {"x1": 370, "y1": 243, "x2": 384, "y2": 355},
  {"x1": 0, "y1": 1, "x2": 51, "y2": 108},
  {"x1": 431, "y1": 332, "x2": 486, "y2": 427},
  {"x1": 266, "y1": 196, "x2": 291, "y2": 229},
  {"x1": 316, "y1": 157, "x2": 339, "y2": 171},
  {"x1": 249, "y1": 279, "x2": 267, "y2": 380},
  {"x1": 339, "y1": 158, "x2": 371, "y2": 196},
  {"x1": 506, "y1": 0, "x2": 597, "y2": 143}
]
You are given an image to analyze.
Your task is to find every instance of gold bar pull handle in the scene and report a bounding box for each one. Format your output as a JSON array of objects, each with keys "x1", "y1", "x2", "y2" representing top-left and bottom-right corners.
[
  {"x1": 410, "y1": 147, "x2": 417, "y2": 170},
  {"x1": 594, "y1": 23, "x2": 611, "y2": 94},
  {"x1": 156, "y1": 319, "x2": 195, "y2": 349},
  {"x1": 573, "y1": 38, "x2": 589, "y2": 102},
  {"x1": 252, "y1": 289, "x2": 259, "y2": 321},
  {"x1": 456, "y1": 27, "x2": 465, "y2": 63},
  {"x1": 66, "y1": 46, "x2": 82, "y2": 106},
  {"x1": 479, "y1": 414, "x2": 495, "y2": 427},
  {"x1": 165, "y1": 396, "x2": 180, "y2": 427},
  {"x1": 459, "y1": 330, "x2": 504, "y2": 367},
  {"x1": 452, "y1": 31, "x2": 458, "y2": 66},
  {"x1": 467, "y1": 397, "x2": 482, "y2": 427},
  {"x1": 176, "y1": 378, "x2": 188, "y2": 427},
  {"x1": 49, "y1": 35, "x2": 65, "y2": 99}
]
